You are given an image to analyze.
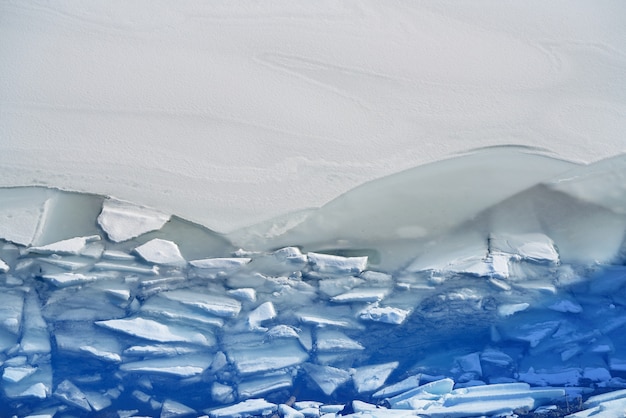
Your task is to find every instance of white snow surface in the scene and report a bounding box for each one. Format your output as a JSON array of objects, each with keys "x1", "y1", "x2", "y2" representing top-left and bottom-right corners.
[{"x1": 1, "y1": 1, "x2": 626, "y2": 233}]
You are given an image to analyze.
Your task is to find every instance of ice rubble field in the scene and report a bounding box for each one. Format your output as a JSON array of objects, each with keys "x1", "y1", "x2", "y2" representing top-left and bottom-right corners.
[{"x1": 1, "y1": 150, "x2": 626, "y2": 417}]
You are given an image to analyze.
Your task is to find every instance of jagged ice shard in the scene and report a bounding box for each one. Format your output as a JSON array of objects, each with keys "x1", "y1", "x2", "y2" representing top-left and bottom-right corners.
[{"x1": 3, "y1": 148, "x2": 626, "y2": 417}]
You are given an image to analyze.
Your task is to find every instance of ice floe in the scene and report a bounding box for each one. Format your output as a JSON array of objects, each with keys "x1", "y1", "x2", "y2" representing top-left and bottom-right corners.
[{"x1": 3, "y1": 151, "x2": 626, "y2": 416}]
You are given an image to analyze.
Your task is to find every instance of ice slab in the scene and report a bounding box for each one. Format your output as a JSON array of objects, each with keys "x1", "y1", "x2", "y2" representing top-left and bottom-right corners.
[
  {"x1": 134, "y1": 238, "x2": 186, "y2": 265},
  {"x1": 237, "y1": 372, "x2": 293, "y2": 399},
  {"x1": 489, "y1": 233, "x2": 559, "y2": 264},
  {"x1": 161, "y1": 399, "x2": 197, "y2": 418},
  {"x1": 121, "y1": 354, "x2": 213, "y2": 378},
  {"x1": 315, "y1": 329, "x2": 364, "y2": 352},
  {"x1": 308, "y1": 252, "x2": 368, "y2": 275},
  {"x1": 40, "y1": 272, "x2": 98, "y2": 287},
  {"x1": 0, "y1": 188, "x2": 51, "y2": 246},
  {"x1": 98, "y1": 198, "x2": 170, "y2": 242},
  {"x1": 358, "y1": 305, "x2": 410, "y2": 325},
  {"x1": 96, "y1": 317, "x2": 214, "y2": 346},
  {"x1": 207, "y1": 399, "x2": 277, "y2": 418},
  {"x1": 247, "y1": 301, "x2": 276, "y2": 329},
  {"x1": 352, "y1": 362, "x2": 398, "y2": 393},
  {"x1": 27, "y1": 235, "x2": 101, "y2": 255},
  {"x1": 227, "y1": 340, "x2": 308, "y2": 375},
  {"x1": 54, "y1": 380, "x2": 91, "y2": 412},
  {"x1": 302, "y1": 363, "x2": 352, "y2": 396},
  {"x1": 160, "y1": 290, "x2": 242, "y2": 318}
]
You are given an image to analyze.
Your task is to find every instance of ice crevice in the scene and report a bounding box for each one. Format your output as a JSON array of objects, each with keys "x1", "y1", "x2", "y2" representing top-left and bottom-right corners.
[{"x1": 2, "y1": 149, "x2": 626, "y2": 416}]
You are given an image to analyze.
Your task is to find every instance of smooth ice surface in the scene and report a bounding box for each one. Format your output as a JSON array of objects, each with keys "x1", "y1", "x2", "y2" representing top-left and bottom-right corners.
[{"x1": 3, "y1": 2, "x2": 626, "y2": 233}]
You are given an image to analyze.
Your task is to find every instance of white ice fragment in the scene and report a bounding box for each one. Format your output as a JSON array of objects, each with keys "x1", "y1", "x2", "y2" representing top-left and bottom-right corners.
[
  {"x1": 160, "y1": 290, "x2": 241, "y2": 318},
  {"x1": 266, "y1": 325, "x2": 300, "y2": 340},
  {"x1": 207, "y1": 398, "x2": 277, "y2": 418},
  {"x1": 227, "y1": 340, "x2": 308, "y2": 375},
  {"x1": 273, "y1": 247, "x2": 307, "y2": 264},
  {"x1": 583, "y1": 388, "x2": 626, "y2": 408},
  {"x1": 549, "y1": 300, "x2": 583, "y2": 313},
  {"x1": 93, "y1": 261, "x2": 159, "y2": 275},
  {"x1": 358, "y1": 305, "x2": 410, "y2": 325},
  {"x1": 96, "y1": 317, "x2": 213, "y2": 346},
  {"x1": 497, "y1": 303, "x2": 530, "y2": 317},
  {"x1": 54, "y1": 380, "x2": 91, "y2": 412},
  {"x1": 302, "y1": 363, "x2": 351, "y2": 396},
  {"x1": 315, "y1": 329, "x2": 364, "y2": 351},
  {"x1": 102, "y1": 250, "x2": 136, "y2": 261},
  {"x1": 318, "y1": 276, "x2": 364, "y2": 298},
  {"x1": 3, "y1": 365, "x2": 37, "y2": 383},
  {"x1": 0, "y1": 258, "x2": 9, "y2": 272},
  {"x1": 372, "y1": 375, "x2": 422, "y2": 399},
  {"x1": 190, "y1": 257, "x2": 250, "y2": 271},
  {"x1": 308, "y1": 252, "x2": 368, "y2": 274},
  {"x1": 20, "y1": 292, "x2": 50, "y2": 354},
  {"x1": 227, "y1": 288, "x2": 256, "y2": 302},
  {"x1": 40, "y1": 272, "x2": 98, "y2": 287},
  {"x1": 352, "y1": 362, "x2": 398, "y2": 393},
  {"x1": 0, "y1": 291, "x2": 24, "y2": 334},
  {"x1": 124, "y1": 345, "x2": 199, "y2": 357},
  {"x1": 296, "y1": 310, "x2": 360, "y2": 329},
  {"x1": 84, "y1": 391, "x2": 112, "y2": 412},
  {"x1": 140, "y1": 296, "x2": 225, "y2": 328},
  {"x1": 134, "y1": 239, "x2": 186, "y2": 266},
  {"x1": 387, "y1": 378, "x2": 455, "y2": 408},
  {"x1": 248, "y1": 301, "x2": 276, "y2": 329},
  {"x1": 331, "y1": 288, "x2": 390, "y2": 303},
  {"x1": 19, "y1": 382, "x2": 49, "y2": 400},
  {"x1": 212, "y1": 382, "x2": 235, "y2": 404},
  {"x1": 28, "y1": 235, "x2": 100, "y2": 255},
  {"x1": 98, "y1": 199, "x2": 170, "y2": 242},
  {"x1": 160, "y1": 399, "x2": 196, "y2": 418},
  {"x1": 278, "y1": 404, "x2": 304, "y2": 418},
  {"x1": 237, "y1": 372, "x2": 292, "y2": 399},
  {"x1": 489, "y1": 233, "x2": 559, "y2": 264},
  {"x1": 121, "y1": 354, "x2": 213, "y2": 378}
]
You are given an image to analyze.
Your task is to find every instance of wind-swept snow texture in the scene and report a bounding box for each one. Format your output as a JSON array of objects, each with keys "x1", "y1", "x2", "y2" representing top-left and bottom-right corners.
[
  {"x1": 2, "y1": 1, "x2": 626, "y2": 233},
  {"x1": 2, "y1": 149, "x2": 626, "y2": 416}
]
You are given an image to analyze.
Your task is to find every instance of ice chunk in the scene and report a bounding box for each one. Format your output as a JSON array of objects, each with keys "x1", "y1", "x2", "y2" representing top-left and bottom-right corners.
[
  {"x1": 387, "y1": 378, "x2": 455, "y2": 408},
  {"x1": 318, "y1": 276, "x2": 364, "y2": 298},
  {"x1": 228, "y1": 288, "x2": 257, "y2": 302},
  {"x1": 308, "y1": 252, "x2": 368, "y2": 274},
  {"x1": 266, "y1": 325, "x2": 300, "y2": 340},
  {"x1": 212, "y1": 382, "x2": 235, "y2": 404},
  {"x1": 372, "y1": 374, "x2": 421, "y2": 399},
  {"x1": 248, "y1": 301, "x2": 276, "y2": 329},
  {"x1": 0, "y1": 257, "x2": 9, "y2": 272},
  {"x1": 352, "y1": 362, "x2": 398, "y2": 393},
  {"x1": 296, "y1": 308, "x2": 361, "y2": 329},
  {"x1": 190, "y1": 257, "x2": 251, "y2": 277},
  {"x1": 98, "y1": 198, "x2": 170, "y2": 242},
  {"x1": 237, "y1": 372, "x2": 293, "y2": 399},
  {"x1": 315, "y1": 329, "x2": 364, "y2": 351},
  {"x1": 279, "y1": 404, "x2": 305, "y2": 418},
  {"x1": 134, "y1": 239, "x2": 186, "y2": 266},
  {"x1": 40, "y1": 272, "x2": 98, "y2": 287},
  {"x1": 358, "y1": 305, "x2": 410, "y2": 325},
  {"x1": 124, "y1": 344, "x2": 199, "y2": 357},
  {"x1": 331, "y1": 287, "x2": 390, "y2": 303},
  {"x1": 55, "y1": 322, "x2": 122, "y2": 362},
  {"x1": 121, "y1": 354, "x2": 213, "y2": 378},
  {"x1": 93, "y1": 261, "x2": 159, "y2": 275},
  {"x1": 54, "y1": 380, "x2": 91, "y2": 412},
  {"x1": 160, "y1": 290, "x2": 242, "y2": 318},
  {"x1": 227, "y1": 339, "x2": 308, "y2": 375},
  {"x1": 207, "y1": 399, "x2": 277, "y2": 418},
  {"x1": 160, "y1": 399, "x2": 197, "y2": 418},
  {"x1": 20, "y1": 292, "x2": 50, "y2": 354},
  {"x1": 96, "y1": 317, "x2": 214, "y2": 346},
  {"x1": 3, "y1": 365, "x2": 37, "y2": 383},
  {"x1": 0, "y1": 290, "x2": 24, "y2": 334},
  {"x1": 302, "y1": 363, "x2": 351, "y2": 395},
  {"x1": 497, "y1": 303, "x2": 529, "y2": 317},
  {"x1": 28, "y1": 235, "x2": 100, "y2": 255},
  {"x1": 141, "y1": 296, "x2": 225, "y2": 328}
]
